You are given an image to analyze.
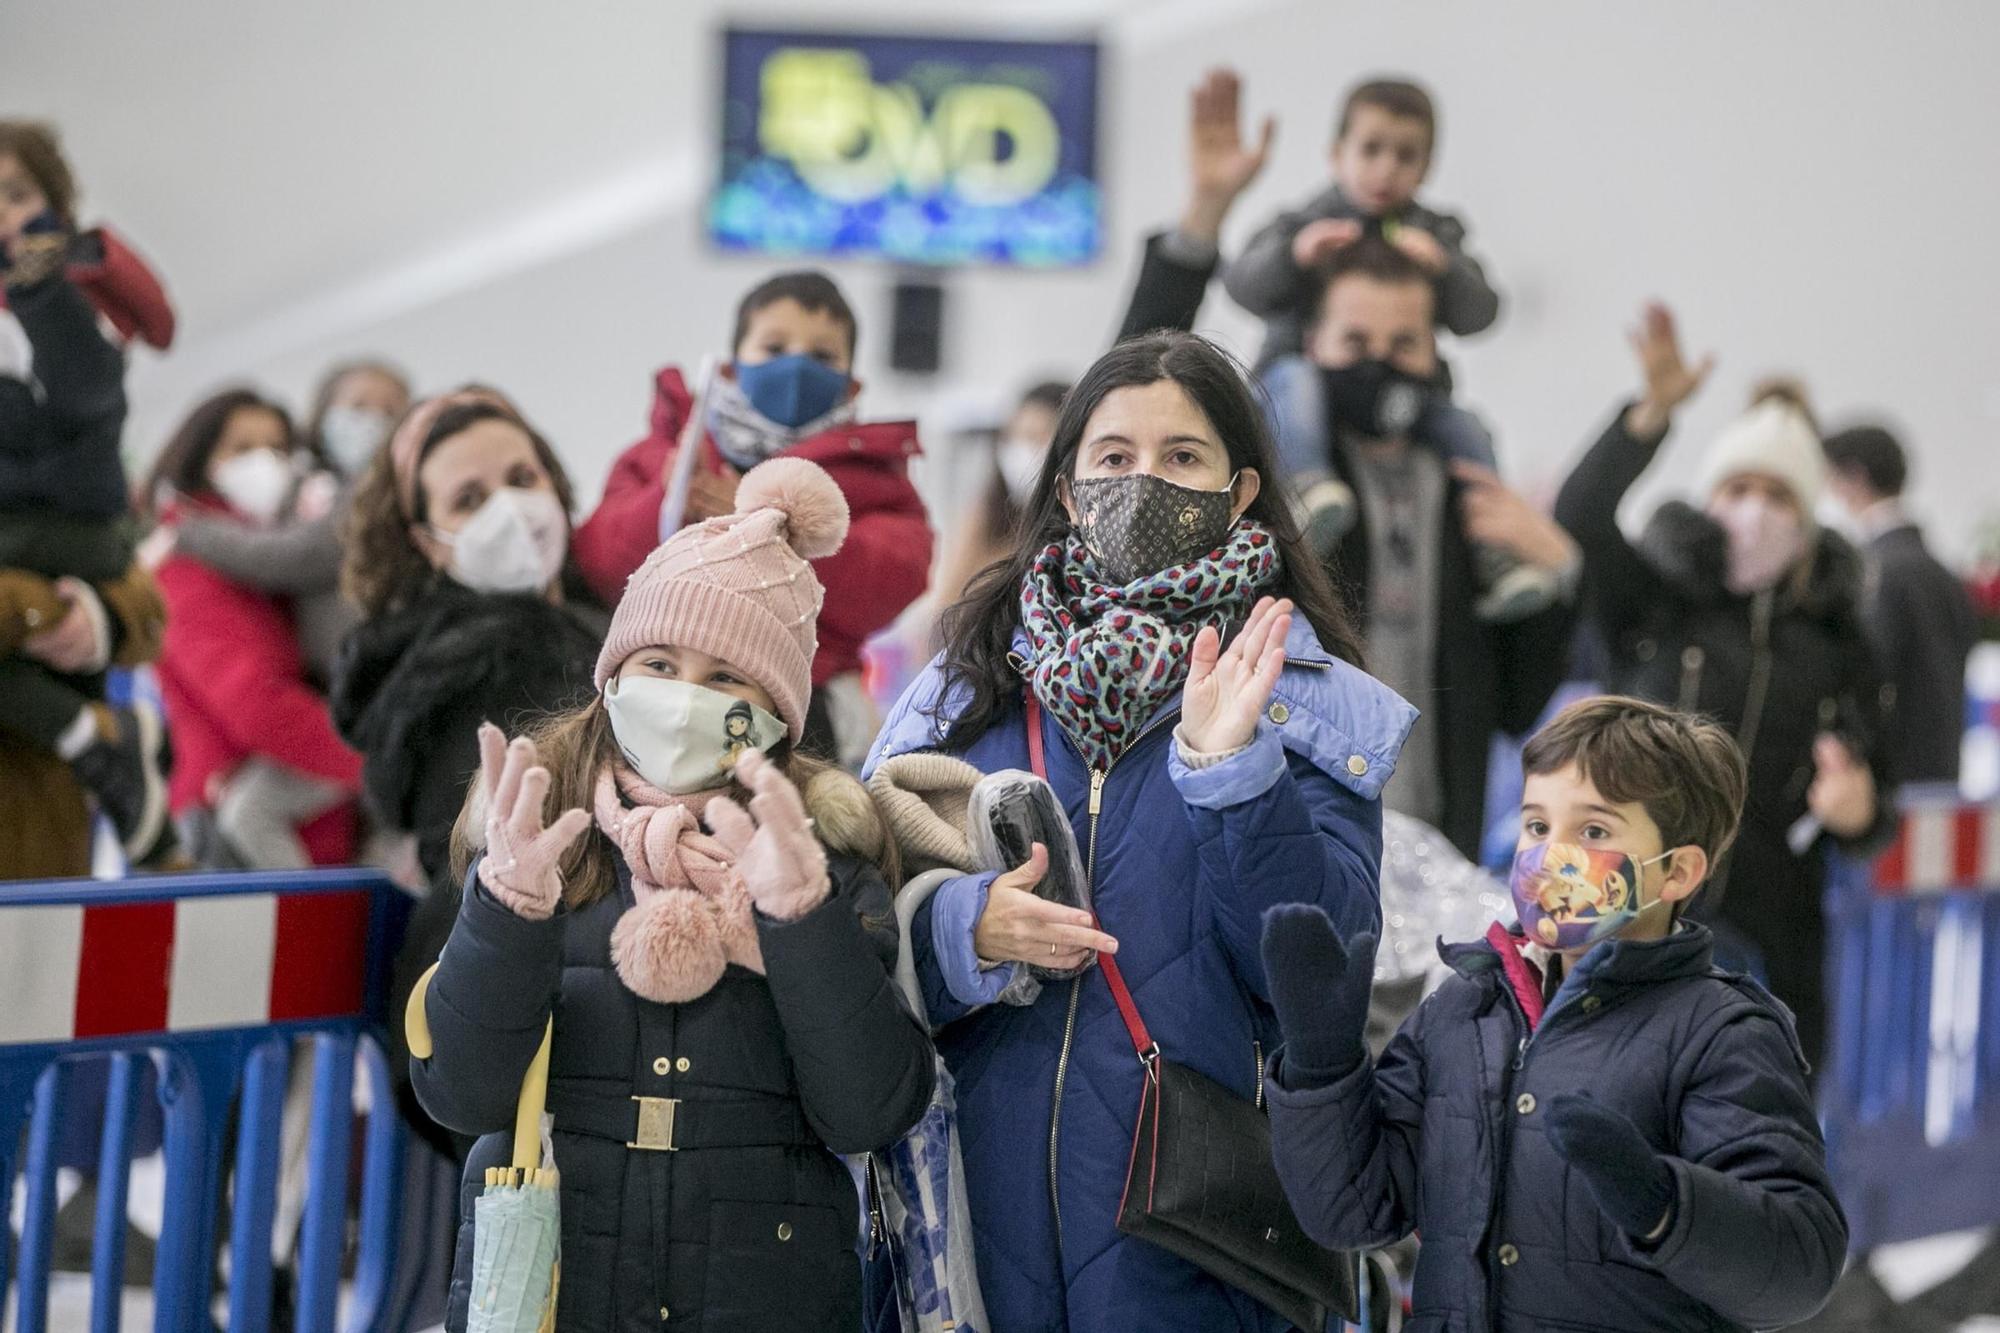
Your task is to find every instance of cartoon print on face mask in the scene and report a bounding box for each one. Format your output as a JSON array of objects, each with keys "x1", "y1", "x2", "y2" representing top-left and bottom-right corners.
[
  {"x1": 718, "y1": 699, "x2": 758, "y2": 771},
  {"x1": 1519, "y1": 843, "x2": 1637, "y2": 946}
]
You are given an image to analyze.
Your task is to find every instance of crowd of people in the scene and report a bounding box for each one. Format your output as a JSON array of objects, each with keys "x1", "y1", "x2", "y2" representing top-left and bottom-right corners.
[{"x1": 0, "y1": 57, "x2": 1988, "y2": 1333}]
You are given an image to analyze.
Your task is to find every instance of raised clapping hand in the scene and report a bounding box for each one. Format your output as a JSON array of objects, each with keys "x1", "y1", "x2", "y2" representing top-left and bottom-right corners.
[
  {"x1": 972, "y1": 842, "x2": 1120, "y2": 972},
  {"x1": 1180, "y1": 595, "x2": 1291, "y2": 755},
  {"x1": 1624, "y1": 301, "x2": 1715, "y2": 439},
  {"x1": 474, "y1": 722, "x2": 592, "y2": 920},
  {"x1": 1544, "y1": 1094, "x2": 1679, "y2": 1241},
  {"x1": 705, "y1": 749, "x2": 831, "y2": 922},
  {"x1": 1181, "y1": 68, "x2": 1275, "y2": 245}
]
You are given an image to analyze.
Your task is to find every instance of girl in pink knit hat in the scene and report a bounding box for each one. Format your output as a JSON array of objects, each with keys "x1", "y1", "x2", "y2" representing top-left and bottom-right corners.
[{"x1": 410, "y1": 455, "x2": 934, "y2": 1333}]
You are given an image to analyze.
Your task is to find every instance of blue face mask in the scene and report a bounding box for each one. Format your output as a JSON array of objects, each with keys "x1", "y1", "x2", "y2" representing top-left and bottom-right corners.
[{"x1": 732, "y1": 354, "x2": 850, "y2": 430}]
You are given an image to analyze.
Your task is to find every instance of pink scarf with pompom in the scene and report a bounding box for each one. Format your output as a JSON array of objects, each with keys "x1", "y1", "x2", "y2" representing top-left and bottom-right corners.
[{"x1": 593, "y1": 766, "x2": 762, "y2": 1004}]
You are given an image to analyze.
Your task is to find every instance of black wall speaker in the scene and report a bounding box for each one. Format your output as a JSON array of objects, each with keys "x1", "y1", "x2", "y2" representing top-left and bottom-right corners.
[{"x1": 890, "y1": 277, "x2": 945, "y2": 375}]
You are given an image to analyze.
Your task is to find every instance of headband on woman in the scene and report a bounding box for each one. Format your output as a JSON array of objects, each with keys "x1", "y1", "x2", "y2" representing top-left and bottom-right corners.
[{"x1": 388, "y1": 386, "x2": 523, "y2": 522}]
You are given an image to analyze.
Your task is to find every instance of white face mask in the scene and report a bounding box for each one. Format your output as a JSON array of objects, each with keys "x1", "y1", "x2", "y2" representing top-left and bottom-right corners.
[
  {"x1": 212, "y1": 449, "x2": 294, "y2": 526},
  {"x1": 430, "y1": 487, "x2": 568, "y2": 595},
  {"x1": 603, "y1": 675, "x2": 786, "y2": 794},
  {"x1": 319, "y1": 404, "x2": 395, "y2": 475},
  {"x1": 996, "y1": 436, "x2": 1045, "y2": 503},
  {"x1": 1709, "y1": 492, "x2": 1806, "y2": 595}
]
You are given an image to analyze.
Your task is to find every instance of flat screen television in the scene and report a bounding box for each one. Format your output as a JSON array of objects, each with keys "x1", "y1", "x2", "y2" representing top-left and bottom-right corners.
[{"x1": 710, "y1": 27, "x2": 1102, "y2": 267}]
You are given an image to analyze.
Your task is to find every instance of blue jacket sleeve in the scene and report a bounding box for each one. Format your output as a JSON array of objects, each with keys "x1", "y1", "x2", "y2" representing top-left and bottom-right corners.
[
  {"x1": 1265, "y1": 1000, "x2": 1427, "y2": 1250},
  {"x1": 1638, "y1": 1008, "x2": 1849, "y2": 1327},
  {"x1": 1171, "y1": 722, "x2": 1384, "y2": 1001},
  {"x1": 407, "y1": 862, "x2": 564, "y2": 1138},
  {"x1": 909, "y1": 870, "x2": 1023, "y2": 1026}
]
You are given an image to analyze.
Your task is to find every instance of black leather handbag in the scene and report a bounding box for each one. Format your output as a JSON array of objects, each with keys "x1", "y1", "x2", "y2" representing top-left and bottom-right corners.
[{"x1": 1024, "y1": 699, "x2": 1360, "y2": 1331}]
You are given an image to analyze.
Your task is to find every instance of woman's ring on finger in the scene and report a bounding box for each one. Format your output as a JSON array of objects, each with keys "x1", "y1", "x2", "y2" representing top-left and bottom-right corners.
[{"x1": 1050, "y1": 942, "x2": 1059, "y2": 957}]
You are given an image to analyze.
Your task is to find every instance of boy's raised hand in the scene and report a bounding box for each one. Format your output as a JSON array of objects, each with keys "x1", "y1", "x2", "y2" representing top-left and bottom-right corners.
[
  {"x1": 1259, "y1": 904, "x2": 1375, "y2": 1087},
  {"x1": 1292, "y1": 218, "x2": 1363, "y2": 270},
  {"x1": 1544, "y1": 1094, "x2": 1679, "y2": 1241},
  {"x1": 1625, "y1": 301, "x2": 1715, "y2": 438}
]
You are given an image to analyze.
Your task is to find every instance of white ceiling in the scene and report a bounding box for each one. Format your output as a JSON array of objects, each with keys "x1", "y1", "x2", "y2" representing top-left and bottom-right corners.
[{"x1": 0, "y1": 0, "x2": 1163, "y2": 356}]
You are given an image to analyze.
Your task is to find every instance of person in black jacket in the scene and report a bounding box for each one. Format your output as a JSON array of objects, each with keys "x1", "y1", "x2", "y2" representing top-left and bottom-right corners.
[
  {"x1": 1823, "y1": 422, "x2": 1979, "y2": 785},
  {"x1": 414, "y1": 457, "x2": 932, "y2": 1332},
  {"x1": 1261, "y1": 695, "x2": 1846, "y2": 1331},
  {"x1": 0, "y1": 131, "x2": 177, "y2": 863},
  {"x1": 332, "y1": 389, "x2": 607, "y2": 1160},
  {"x1": 1554, "y1": 303, "x2": 1895, "y2": 1068}
]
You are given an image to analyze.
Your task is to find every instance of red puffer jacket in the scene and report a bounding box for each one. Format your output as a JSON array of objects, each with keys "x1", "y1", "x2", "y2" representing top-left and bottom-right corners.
[
  {"x1": 573, "y1": 367, "x2": 933, "y2": 685},
  {"x1": 154, "y1": 496, "x2": 361, "y2": 863}
]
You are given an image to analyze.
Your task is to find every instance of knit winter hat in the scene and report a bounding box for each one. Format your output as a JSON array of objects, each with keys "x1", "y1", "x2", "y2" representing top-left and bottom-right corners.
[
  {"x1": 594, "y1": 456, "x2": 849, "y2": 739},
  {"x1": 1696, "y1": 396, "x2": 1826, "y2": 513}
]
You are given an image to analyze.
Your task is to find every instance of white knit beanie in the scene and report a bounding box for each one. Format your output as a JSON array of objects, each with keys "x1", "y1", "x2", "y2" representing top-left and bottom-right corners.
[{"x1": 1696, "y1": 397, "x2": 1826, "y2": 512}]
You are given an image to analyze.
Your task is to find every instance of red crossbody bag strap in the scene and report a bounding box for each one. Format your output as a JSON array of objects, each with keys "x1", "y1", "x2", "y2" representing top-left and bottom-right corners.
[{"x1": 1022, "y1": 694, "x2": 1157, "y2": 1064}]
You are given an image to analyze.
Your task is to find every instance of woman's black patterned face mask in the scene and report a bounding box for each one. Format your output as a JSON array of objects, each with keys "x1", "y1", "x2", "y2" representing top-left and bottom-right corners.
[{"x1": 1068, "y1": 471, "x2": 1239, "y2": 586}]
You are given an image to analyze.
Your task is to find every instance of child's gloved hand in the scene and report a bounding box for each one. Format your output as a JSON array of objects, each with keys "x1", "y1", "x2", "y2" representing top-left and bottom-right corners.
[
  {"x1": 1544, "y1": 1093, "x2": 1678, "y2": 1242},
  {"x1": 1259, "y1": 904, "x2": 1375, "y2": 1087},
  {"x1": 474, "y1": 722, "x2": 592, "y2": 920},
  {"x1": 706, "y1": 749, "x2": 831, "y2": 922}
]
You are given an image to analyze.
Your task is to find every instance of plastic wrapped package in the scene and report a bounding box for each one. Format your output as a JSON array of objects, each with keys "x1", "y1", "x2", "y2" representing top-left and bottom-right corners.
[
  {"x1": 1368, "y1": 811, "x2": 1513, "y2": 1049},
  {"x1": 969, "y1": 768, "x2": 1094, "y2": 980}
]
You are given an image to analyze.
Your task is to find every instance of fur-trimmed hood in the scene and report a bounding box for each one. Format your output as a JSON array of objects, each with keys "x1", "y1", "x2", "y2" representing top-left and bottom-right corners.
[{"x1": 1637, "y1": 500, "x2": 1864, "y2": 621}]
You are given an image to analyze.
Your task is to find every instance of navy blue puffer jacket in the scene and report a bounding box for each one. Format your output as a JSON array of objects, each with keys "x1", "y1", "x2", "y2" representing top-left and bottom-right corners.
[
  {"x1": 864, "y1": 619, "x2": 1415, "y2": 1332},
  {"x1": 413, "y1": 829, "x2": 934, "y2": 1332},
  {"x1": 1266, "y1": 921, "x2": 1847, "y2": 1332}
]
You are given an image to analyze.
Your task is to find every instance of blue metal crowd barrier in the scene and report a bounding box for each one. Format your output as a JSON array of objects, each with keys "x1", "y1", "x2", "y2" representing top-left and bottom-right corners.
[
  {"x1": 1823, "y1": 790, "x2": 2000, "y2": 1252},
  {"x1": 0, "y1": 869, "x2": 413, "y2": 1333}
]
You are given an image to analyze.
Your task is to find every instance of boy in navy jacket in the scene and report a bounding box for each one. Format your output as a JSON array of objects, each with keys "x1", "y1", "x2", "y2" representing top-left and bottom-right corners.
[{"x1": 1260, "y1": 695, "x2": 1847, "y2": 1331}]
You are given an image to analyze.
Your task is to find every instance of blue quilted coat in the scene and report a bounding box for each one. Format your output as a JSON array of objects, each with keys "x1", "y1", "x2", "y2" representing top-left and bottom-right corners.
[{"x1": 864, "y1": 618, "x2": 1415, "y2": 1332}]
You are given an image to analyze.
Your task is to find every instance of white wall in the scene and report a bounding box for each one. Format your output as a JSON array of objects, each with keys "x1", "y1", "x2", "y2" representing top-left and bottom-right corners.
[{"x1": 8, "y1": 0, "x2": 1998, "y2": 556}]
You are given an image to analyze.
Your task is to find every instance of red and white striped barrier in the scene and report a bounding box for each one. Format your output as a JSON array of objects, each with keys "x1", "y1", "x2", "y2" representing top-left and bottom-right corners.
[
  {"x1": 0, "y1": 888, "x2": 371, "y2": 1045},
  {"x1": 1871, "y1": 800, "x2": 2000, "y2": 896}
]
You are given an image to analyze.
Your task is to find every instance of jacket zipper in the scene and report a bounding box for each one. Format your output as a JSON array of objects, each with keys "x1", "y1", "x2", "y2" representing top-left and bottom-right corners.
[
  {"x1": 1735, "y1": 589, "x2": 1776, "y2": 765},
  {"x1": 1047, "y1": 709, "x2": 1178, "y2": 1254}
]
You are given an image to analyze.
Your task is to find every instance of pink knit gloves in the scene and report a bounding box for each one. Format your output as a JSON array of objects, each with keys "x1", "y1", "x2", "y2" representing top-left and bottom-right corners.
[
  {"x1": 705, "y1": 751, "x2": 832, "y2": 923},
  {"x1": 474, "y1": 723, "x2": 592, "y2": 920}
]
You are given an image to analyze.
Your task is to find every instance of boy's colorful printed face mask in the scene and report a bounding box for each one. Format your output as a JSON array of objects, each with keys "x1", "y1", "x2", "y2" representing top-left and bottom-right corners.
[{"x1": 1509, "y1": 841, "x2": 1671, "y2": 950}]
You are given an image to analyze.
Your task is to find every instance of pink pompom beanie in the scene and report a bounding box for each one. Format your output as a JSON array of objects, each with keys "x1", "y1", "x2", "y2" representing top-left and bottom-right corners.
[{"x1": 593, "y1": 456, "x2": 850, "y2": 740}]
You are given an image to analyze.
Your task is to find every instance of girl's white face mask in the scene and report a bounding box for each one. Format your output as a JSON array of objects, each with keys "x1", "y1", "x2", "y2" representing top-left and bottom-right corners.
[
  {"x1": 1709, "y1": 492, "x2": 1805, "y2": 595},
  {"x1": 429, "y1": 487, "x2": 568, "y2": 595},
  {"x1": 212, "y1": 449, "x2": 295, "y2": 526},
  {"x1": 603, "y1": 675, "x2": 786, "y2": 794}
]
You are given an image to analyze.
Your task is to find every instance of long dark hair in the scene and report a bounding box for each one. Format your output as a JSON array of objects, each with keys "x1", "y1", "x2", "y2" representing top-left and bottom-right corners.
[
  {"x1": 935, "y1": 331, "x2": 1363, "y2": 749},
  {"x1": 142, "y1": 387, "x2": 293, "y2": 510}
]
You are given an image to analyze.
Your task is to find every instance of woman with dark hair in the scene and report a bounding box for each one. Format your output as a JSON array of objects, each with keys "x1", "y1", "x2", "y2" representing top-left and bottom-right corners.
[
  {"x1": 329, "y1": 387, "x2": 605, "y2": 1158},
  {"x1": 865, "y1": 330, "x2": 1413, "y2": 1331},
  {"x1": 147, "y1": 388, "x2": 363, "y2": 869},
  {"x1": 154, "y1": 357, "x2": 410, "y2": 686},
  {"x1": 933, "y1": 379, "x2": 1071, "y2": 606}
]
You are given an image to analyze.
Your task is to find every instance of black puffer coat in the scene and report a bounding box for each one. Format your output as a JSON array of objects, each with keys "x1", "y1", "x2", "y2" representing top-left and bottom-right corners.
[
  {"x1": 1556, "y1": 407, "x2": 1896, "y2": 1067},
  {"x1": 330, "y1": 576, "x2": 605, "y2": 1145},
  {"x1": 414, "y1": 831, "x2": 934, "y2": 1332}
]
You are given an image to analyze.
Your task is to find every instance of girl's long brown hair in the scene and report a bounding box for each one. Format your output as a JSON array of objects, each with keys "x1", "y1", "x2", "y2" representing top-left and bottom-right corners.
[{"x1": 449, "y1": 698, "x2": 898, "y2": 908}]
